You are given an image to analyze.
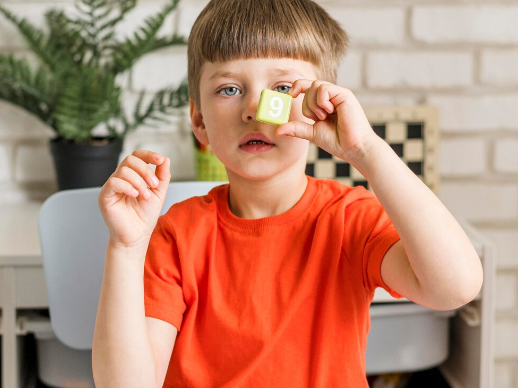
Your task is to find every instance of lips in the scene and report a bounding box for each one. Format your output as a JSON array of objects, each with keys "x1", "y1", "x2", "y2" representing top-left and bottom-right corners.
[{"x1": 239, "y1": 132, "x2": 274, "y2": 146}]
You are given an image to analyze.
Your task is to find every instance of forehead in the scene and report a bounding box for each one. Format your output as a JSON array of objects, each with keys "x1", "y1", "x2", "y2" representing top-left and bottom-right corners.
[{"x1": 201, "y1": 57, "x2": 318, "y2": 82}]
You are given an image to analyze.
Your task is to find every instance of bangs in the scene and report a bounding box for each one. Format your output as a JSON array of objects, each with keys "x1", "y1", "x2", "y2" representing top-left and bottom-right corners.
[
  {"x1": 196, "y1": 0, "x2": 323, "y2": 65},
  {"x1": 187, "y1": 0, "x2": 349, "y2": 107}
]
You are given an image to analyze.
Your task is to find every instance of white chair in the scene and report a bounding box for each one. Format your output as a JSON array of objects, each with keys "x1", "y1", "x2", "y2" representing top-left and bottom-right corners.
[{"x1": 37, "y1": 181, "x2": 226, "y2": 387}]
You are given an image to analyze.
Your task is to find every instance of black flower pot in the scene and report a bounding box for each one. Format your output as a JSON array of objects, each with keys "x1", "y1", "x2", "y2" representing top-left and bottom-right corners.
[{"x1": 50, "y1": 136, "x2": 123, "y2": 191}]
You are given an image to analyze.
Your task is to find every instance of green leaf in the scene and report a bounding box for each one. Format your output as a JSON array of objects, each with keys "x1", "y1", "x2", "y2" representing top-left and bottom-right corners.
[
  {"x1": 121, "y1": 78, "x2": 189, "y2": 136},
  {"x1": 53, "y1": 67, "x2": 121, "y2": 141},
  {"x1": 45, "y1": 9, "x2": 86, "y2": 67},
  {"x1": 109, "y1": 0, "x2": 182, "y2": 74},
  {"x1": 0, "y1": 4, "x2": 71, "y2": 71},
  {"x1": 0, "y1": 54, "x2": 55, "y2": 128},
  {"x1": 0, "y1": 0, "x2": 188, "y2": 142}
]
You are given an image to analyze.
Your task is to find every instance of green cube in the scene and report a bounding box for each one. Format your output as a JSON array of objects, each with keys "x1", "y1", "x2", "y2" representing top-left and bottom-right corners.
[{"x1": 256, "y1": 89, "x2": 292, "y2": 126}]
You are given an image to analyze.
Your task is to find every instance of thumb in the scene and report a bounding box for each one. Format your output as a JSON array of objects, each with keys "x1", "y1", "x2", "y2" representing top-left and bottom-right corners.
[
  {"x1": 275, "y1": 121, "x2": 315, "y2": 142},
  {"x1": 153, "y1": 155, "x2": 171, "y2": 195}
]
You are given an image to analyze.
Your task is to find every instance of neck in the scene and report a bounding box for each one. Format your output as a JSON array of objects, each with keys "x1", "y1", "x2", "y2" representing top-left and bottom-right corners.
[{"x1": 227, "y1": 172, "x2": 308, "y2": 220}]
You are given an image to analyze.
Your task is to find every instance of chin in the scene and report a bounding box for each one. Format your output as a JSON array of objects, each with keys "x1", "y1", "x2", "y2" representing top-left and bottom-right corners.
[{"x1": 226, "y1": 165, "x2": 280, "y2": 182}]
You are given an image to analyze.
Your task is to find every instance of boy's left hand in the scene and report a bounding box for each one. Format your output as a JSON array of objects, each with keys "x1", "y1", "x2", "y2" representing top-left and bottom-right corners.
[{"x1": 274, "y1": 79, "x2": 378, "y2": 165}]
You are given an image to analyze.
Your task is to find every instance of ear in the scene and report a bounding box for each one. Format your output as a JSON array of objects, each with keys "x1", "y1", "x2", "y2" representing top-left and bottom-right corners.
[{"x1": 190, "y1": 98, "x2": 209, "y2": 145}]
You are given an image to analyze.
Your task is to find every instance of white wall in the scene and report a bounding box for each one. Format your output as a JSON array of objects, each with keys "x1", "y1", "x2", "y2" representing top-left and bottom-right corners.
[{"x1": 1, "y1": 0, "x2": 517, "y2": 386}]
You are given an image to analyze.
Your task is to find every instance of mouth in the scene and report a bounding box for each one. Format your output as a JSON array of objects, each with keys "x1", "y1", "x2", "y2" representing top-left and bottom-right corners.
[
  {"x1": 239, "y1": 132, "x2": 274, "y2": 146},
  {"x1": 241, "y1": 140, "x2": 272, "y2": 146},
  {"x1": 239, "y1": 134, "x2": 276, "y2": 153},
  {"x1": 239, "y1": 142, "x2": 275, "y2": 153}
]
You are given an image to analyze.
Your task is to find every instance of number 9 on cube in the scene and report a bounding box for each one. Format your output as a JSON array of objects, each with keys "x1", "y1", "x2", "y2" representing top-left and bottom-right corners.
[{"x1": 256, "y1": 89, "x2": 292, "y2": 126}]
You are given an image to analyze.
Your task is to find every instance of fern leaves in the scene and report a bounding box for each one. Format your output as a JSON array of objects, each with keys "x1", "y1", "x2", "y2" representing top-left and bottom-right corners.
[
  {"x1": 0, "y1": 4, "x2": 70, "y2": 71},
  {"x1": 53, "y1": 68, "x2": 121, "y2": 142},
  {"x1": 110, "y1": 0, "x2": 181, "y2": 74},
  {"x1": 0, "y1": 0, "x2": 187, "y2": 143},
  {"x1": 0, "y1": 54, "x2": 55, "y2": 126},
  {"x1": 120, "y1": 79, "x2": 189, "y2": 137}
]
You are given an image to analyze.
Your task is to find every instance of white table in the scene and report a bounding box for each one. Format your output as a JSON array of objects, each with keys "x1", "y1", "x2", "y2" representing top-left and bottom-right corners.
[{"x1": 0, "y1": 201, "x2": 495, "y2": 388}]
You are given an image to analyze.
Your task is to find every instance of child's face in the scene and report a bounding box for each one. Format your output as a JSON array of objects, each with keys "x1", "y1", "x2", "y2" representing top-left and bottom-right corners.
[{"x1": 191, "y1": 57, "x2": 318, "y2": 182}]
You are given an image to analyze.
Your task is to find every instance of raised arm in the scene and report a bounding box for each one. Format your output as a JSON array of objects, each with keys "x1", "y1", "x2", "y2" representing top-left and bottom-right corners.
[{"x1": 92, "y1": 150, "x2": 176, "y2": 388}]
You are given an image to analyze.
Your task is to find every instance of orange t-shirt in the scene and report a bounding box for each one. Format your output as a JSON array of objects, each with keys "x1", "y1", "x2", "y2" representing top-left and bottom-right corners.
[{"x1": 144, "y1": 175, "x2": 403, "y2": 388}]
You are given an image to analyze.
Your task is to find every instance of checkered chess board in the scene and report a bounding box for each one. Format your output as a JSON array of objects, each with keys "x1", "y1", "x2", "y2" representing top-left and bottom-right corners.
[{"x1": 305, "y1": 106, "x2": 440, "y2": 195}]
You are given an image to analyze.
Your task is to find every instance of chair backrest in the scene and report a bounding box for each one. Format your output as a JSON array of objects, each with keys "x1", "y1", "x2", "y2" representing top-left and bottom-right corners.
[{"x1": 38, "y1": 181, "x2": 226, "y2": 350}]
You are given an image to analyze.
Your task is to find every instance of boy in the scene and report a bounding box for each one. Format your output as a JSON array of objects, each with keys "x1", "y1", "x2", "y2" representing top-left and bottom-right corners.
[{"x1": 92, "y1": 0, "x2": 483, "y2": 387}]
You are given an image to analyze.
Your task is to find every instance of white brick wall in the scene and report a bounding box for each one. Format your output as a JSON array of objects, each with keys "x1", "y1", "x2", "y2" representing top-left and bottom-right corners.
[
  {"x1": 1, "y1": 1, "x2": 517, "y2": 386},
  {"x1": 336, "y1": 50, "x2": 362, "y2": 90},
  {"x1": 480, "y1": 229, "x2": 518, "y2": 270},
  {"x1": 0, "y1": 101, "x2": 55, "y2": 139},
  {"x1": 481, "y1": 49, "x2": 518, "y2": 86},
  {"x1": 322, "y1": 7, "x2": 406, "y2": 45},
  {"x1": 495, "y1": 319, "x2": 518, "y2": 358},
  {"x1": 367, "y1": 51, "x2": 474, "y2": 89},
  {"x1": 412, "y1": 6, "x2": 518, "y2": 44},
  {"x1": 14, "y1": 141, "x2": 55, "y2": 182},
  {"x1": 439, "y1": 182, "x2": 518, "y2": 222},
  {"x1": 494, "y1": 138, "x2": 518, "y2": 174},
  {"x1": 494, "y1": 362, "x2": 514, "y2": 388},
  {"x1": 132, "y1": 46, "x2": 187, "y2": 92},
  {"x1": 496, "y1": 273, "x2": 517, "y2": 313},
  {"x1": 439, "y1": 137, "x2": 487, "y2": 177},
  {"x1": 428, "y1": 94, "x2": 518, "y2": 132},
  {"x1": 175, "y1": 2, "x2": 207, "y2": 38},
  {"x1": 0, "y1": 143, "x2": 12, "y2": 182}
]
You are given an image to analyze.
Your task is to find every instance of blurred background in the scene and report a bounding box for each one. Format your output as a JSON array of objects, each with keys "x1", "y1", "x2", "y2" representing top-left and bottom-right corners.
[{"x1": 0, "y1": 0, "x2": 517, "y2": 387}]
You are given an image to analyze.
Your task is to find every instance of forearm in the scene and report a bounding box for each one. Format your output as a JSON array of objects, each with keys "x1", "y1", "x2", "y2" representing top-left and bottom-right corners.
[
  {"x1": 350, "y1": 135, "x2": 483, "y2": 307},
  {"x1": 92, "y1": 239, "x2": 157, "y2": 388}
]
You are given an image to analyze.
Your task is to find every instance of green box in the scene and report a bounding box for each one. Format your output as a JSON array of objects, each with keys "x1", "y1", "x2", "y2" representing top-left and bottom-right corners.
[
  {"x1": 256, "y1": 89, "x2": 292, "y2": 126},
  {"x1": 195, "y1": 148, "x2": 228, "y2": 181},
  {"x1": 192, "y1": 133, "x2": 228, "y2": 181}
]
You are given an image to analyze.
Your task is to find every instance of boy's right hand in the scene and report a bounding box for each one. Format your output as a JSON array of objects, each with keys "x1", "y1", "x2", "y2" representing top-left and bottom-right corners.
[{"x1": 98, "y1": 150, "x2": 171, "y2": 248}]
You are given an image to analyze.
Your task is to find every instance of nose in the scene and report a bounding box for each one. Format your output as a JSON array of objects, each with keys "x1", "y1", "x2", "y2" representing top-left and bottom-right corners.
[{"x1": 241, "y1": 91, "x2": 260, "y2": 123}]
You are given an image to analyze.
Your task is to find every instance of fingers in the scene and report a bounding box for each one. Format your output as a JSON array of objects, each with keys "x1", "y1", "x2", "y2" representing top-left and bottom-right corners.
[
  {"x1": 104, "y1": 150, "x2": 170, "y2": 200},
  {"x1": 275, "y1": 120, "x2": 315, "y2": 142},
  {"x1": 302, "y1": 95, "x2": 319, "y2": 121},
  {"x1": 290, "y1": 79, "x2": 340, "y2": 121},
  {"x1": 107, "y1": 176, "x2": 141, "y2": 198},
  {"x1": 305, "y1": 81, "x2": 329, "y2": 120},
  {"x1": 153, "y1": 153, "x2": 171, "y2": 183},
  {"x1": 316, "y1": 86, "x2": 335, "y2": 114},
  {"x1": 123, "y1": 152, "x2": 160, "y2": 186},
  {"x1": 289, "y1": 79, "x2": 314, "y2": 98},
  {"x1": 117, "y1": 165, "x2": 154, "y2": 199}
]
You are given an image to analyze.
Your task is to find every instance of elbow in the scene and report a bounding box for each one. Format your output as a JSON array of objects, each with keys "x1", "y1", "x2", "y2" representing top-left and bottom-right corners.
[
  {"x1": 461, "y1": 270, "x2": 484, "y2": 306},
  {"x1": 424, "y1": 262, "x2": 484, "y2": 311},
  {"x1": 453, "y1": 259, "x2": 484, "y2": 310},
  {"x1": 464, "y1": 256, "x2": 484, "y2": 301}
]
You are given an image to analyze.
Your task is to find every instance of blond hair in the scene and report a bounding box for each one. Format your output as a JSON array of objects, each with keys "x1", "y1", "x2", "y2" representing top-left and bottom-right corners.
[{"x1": 187, "y1": 0, "x2": 349, "y2": 109}]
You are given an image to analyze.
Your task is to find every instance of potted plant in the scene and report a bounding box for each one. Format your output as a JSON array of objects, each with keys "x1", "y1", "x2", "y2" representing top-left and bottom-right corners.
[{"x1": 0, "y1": 0, "x2": 189, "y2": 190}]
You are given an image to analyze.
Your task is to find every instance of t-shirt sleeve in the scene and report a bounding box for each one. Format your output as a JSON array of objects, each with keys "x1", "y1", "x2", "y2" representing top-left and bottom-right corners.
[
  {"x1": 344, "y1": 190, "x2": 404, "y2": 299},
  {"x1": 144, "y1": 214, "x2": 186, "y2": 331}
]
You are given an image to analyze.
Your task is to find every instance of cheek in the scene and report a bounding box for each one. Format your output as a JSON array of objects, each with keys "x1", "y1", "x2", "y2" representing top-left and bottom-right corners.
[
  {"x1": 205, "y1": 99, "x2": 243, "y2": 125},
  {"x1": 281, "y1": 137, "x2": 310, "y2": 160},
  {"x1": 213, "y1": 94, "x2": 242, "y2": 109}
]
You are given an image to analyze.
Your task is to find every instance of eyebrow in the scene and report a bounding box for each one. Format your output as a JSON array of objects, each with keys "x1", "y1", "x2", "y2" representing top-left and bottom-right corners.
[{"x1": 208, "y1": 68, "x2": 304, "y2": 81}]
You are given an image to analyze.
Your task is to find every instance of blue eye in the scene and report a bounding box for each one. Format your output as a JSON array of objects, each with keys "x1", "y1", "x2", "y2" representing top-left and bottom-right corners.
[
  {"x1": 218, "y1": 87, "x2": 241, "y2": 96},
  {"x1": 275, "y1": 85, "x2": 291, "y2": 94}
]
